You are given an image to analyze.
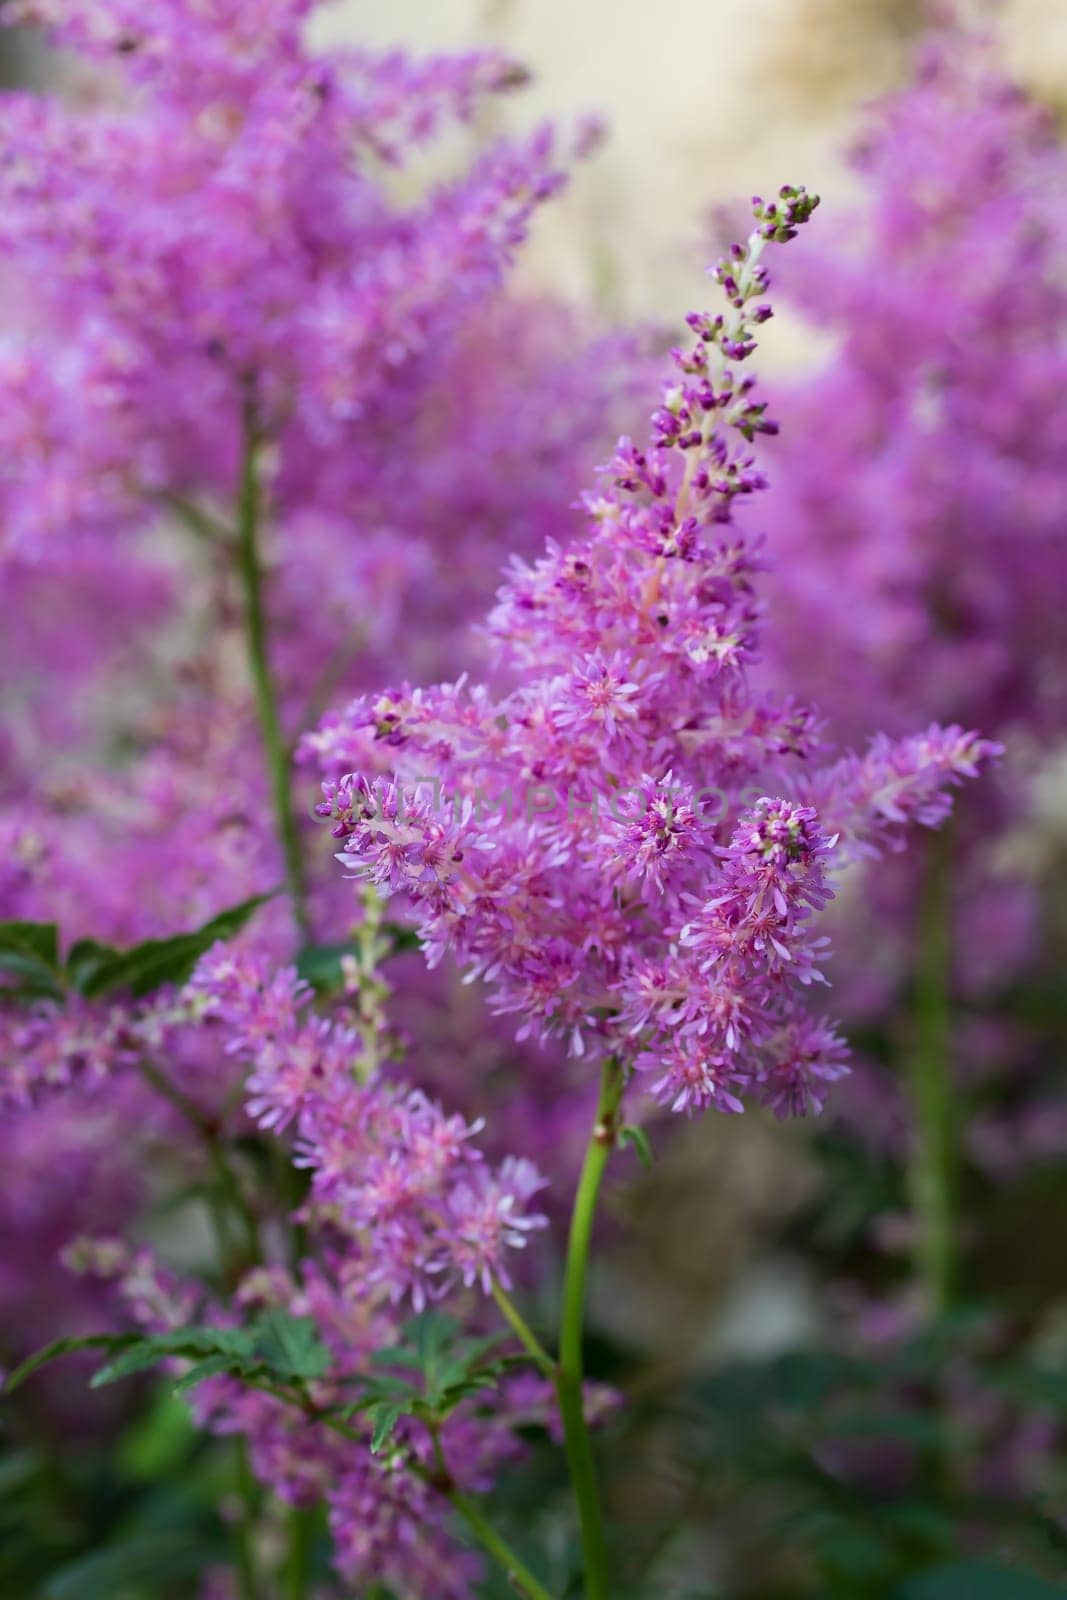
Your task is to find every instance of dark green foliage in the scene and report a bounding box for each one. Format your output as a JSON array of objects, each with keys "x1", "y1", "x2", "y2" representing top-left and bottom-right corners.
[
  {"x1": 6, "y1": 1310, "x2": 331, "y2": 1402},
  {"x1": 0, "y1": 896, "x2": 273, "y2": 1004}
]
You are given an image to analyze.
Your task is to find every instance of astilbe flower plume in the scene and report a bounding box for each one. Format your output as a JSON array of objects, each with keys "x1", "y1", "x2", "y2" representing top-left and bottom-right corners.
[
  {"x1": 187, "y1": 942, "x2": 548, "y2": 1307},
  {"x1": 59, "y1": 929, "x2": 556, "y2": 1600},
  {"x1": 0, "y1": 0, "x2": 646, "y2": 1425},
  {"x1": 309, "y1": 186, "x2": 997, "y2": 1126},
  {"x1": 753, "y1": 32, "x2": 1067, "y2": 1164},
  {"x1": 761, "y1": 34, "x2": 1065, "y2": 750},
  {"x1": 0, "y1": 0, "x2": 646, "y2": 943},
  {"x1": 0, "y1": 0, "x2": 568, "y2": 553}
]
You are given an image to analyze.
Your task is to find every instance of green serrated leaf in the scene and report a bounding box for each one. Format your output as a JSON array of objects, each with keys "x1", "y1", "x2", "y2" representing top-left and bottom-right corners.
[
  {"x1": 619, "y1": 1123, "x2": 655, "y2": 1169},
  {"x1": 172, "y1": 1354, "x2": 240, "y2": 1396},
  {"x1": 253, "y1": 1309, "x2": 331, "y2": 1381},
  {"x1": 0, "y1": 920, "x2": 58, "y2": 968},
  {"x1": 91, "y1": 1344, "x2": 182, "y2": 1389},
  {"x1": 437, "y1": 1375, "x2": 501, "y2": 1411},
  {"x1": 91, "y1": 1327, "x2": 256, "y2": 1388},
  {"x1": 440, "y1": 1333, "x2": 506, "y2": 1386},
  {"x1": 4, "y1": 1333, "x2": 134, "y2": 1393},
  {"x1": 411, "y1": 1311, "x2": 457, "y2": 1362},
  {"x1": 0, "y1": 920, "x2": 62, "y2": 994},
  {"x1": 295, "y1": 941, "x2": 355, "y2": 993},
  {"x1": 369, "y1": 1404, "x2": 404, "y2": 1453},
  {"x1": 360, "y1": 1378, "x2": 422, "y2": 1404},
  {"x1": 413, "y1": 1312, "x2": 460, "y2": 1402},
  {"x1": 370, "y1": 1346, "x2": 424, "y2": 1371},
  {"x1": 64, "y1": 936, "x2": 122, "y2": 994},
  {"x1": 77, "y1": 892, "x2": 275, "y2": 999}
]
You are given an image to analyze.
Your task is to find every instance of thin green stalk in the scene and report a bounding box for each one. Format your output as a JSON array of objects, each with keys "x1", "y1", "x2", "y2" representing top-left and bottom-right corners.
[
  {"x1": 133, "y1": 1053, "x2": 212, "y2": 1133},
  {"x1": 207, "y1": 1142, "x2": 262, "y2": 1270},
  {"x1": 236, "y1": 395, "x2": 310, "y2": 943},
  {"x1": 157, "y1": 489, "x2": 234, "y2": 545},
  {"x1": 428, "y1": 1427, "x2": 556, "y2": 1600},
  {"x1": 133, "y1": 1056, "x2": 262, "y2": 1270},
  {"x1": 907, "y1": 826, "x2": 956, "y2": 1319},
  {"x1": 490, "y1": 1278, "x2": 556, "y2": 1376},
  {"x1": 448, "y1": 1489, "x2": 557, "y2": 1600},
  {"x1": 555, "y1": 1057, "x2": 623, "y2": 1600}
]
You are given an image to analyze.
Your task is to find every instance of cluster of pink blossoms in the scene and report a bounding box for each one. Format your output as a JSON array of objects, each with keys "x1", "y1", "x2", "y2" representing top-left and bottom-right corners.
[
  {"x1": 0, "y1": 0, "x2": 644, "y2": 950},
  {"x1": 188, "y1": 943, "x2": 547, "y2": 1307},
  {"x1": 761, "y1": 35, "x2": 1065, "y2": 750},
  {"x1": 0, "y1": 0, "x2": 648, "y2": 1450},
  {"x1": 308, "y1": 187, "x2": 997, "y2": 1122},
  {"x1": 0, "y1": 0, "x2": 572, "y2": 554},
  {"x1": 751, "y1": 33, "x2": 1067, "y2": 1173}
]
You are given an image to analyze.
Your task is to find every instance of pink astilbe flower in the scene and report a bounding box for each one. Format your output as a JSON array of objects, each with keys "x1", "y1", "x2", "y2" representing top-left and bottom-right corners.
[
  {"x1": 0, "y1": 5, "x2": 646, "y2": 1319},
  {"x1": 750, "y1": 32, "x2": 1064, "y2": 1183},
  {"x1": 0, "y1": 996, "x2": 148, "y2": 1108},
  {"x1": 761, "y1": 35, "x2": 1066, "y2": 750},
  {"x1": 799, "y1": 725, "x2": 1001, "y2": 863},
  {"x1": 311, "y1": 188, "x2": 996, "y2": 1121},
  {"x1": 0, "y1": 3, "x2": 571, "y2": 555},
  {"x1": 187, "y1": 945, "x2": 547, "y2": 1308}
]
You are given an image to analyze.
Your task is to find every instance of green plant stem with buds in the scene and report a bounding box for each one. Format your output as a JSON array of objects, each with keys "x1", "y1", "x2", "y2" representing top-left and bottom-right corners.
[
  {"x1": 555, "y1": 1057, "x2": 624, "y2": 1600},
  {"x1": 908, "y1": 826, "x2": 956, "y2": 1319},
  {"x1": 233, "y1": 400, "x2": 315, "y2": 1589},
  {"x1": 236, "y1": 396, "x2": 311, "y2": 944}
]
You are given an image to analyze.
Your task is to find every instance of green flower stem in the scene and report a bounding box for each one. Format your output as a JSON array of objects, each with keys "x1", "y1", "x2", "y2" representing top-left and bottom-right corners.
[
  {"x1": 236, "y1": 396, "x2": 311, "y2": 943},
  {"x1": 157, "y1": 489, "x2": 233, "y2": 546},
  {"x1": 555, "y1": 1057, "x2": 623, "y2": 1600},
  {"x1": 425, "y1": 1426, "x2": 556, "y2": 1600},
  {"x1": 447, "y1": 1488, "x2": 557, "y2": 1600},
  {"x1": 908, "y1": 826, "x2": 956, "y2": 1319},
  {"x1": 490, "y1": 1278, "x2": 556, "y2": 1376},
  {"x1": 132, "y1": 1056, "x2": 262, "y2": 1271}
]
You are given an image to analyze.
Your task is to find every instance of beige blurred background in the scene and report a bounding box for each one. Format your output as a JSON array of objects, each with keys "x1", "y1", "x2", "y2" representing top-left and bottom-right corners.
[{"x1": 313, "y1": 0, "x2": 1067, "y2": 322}]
